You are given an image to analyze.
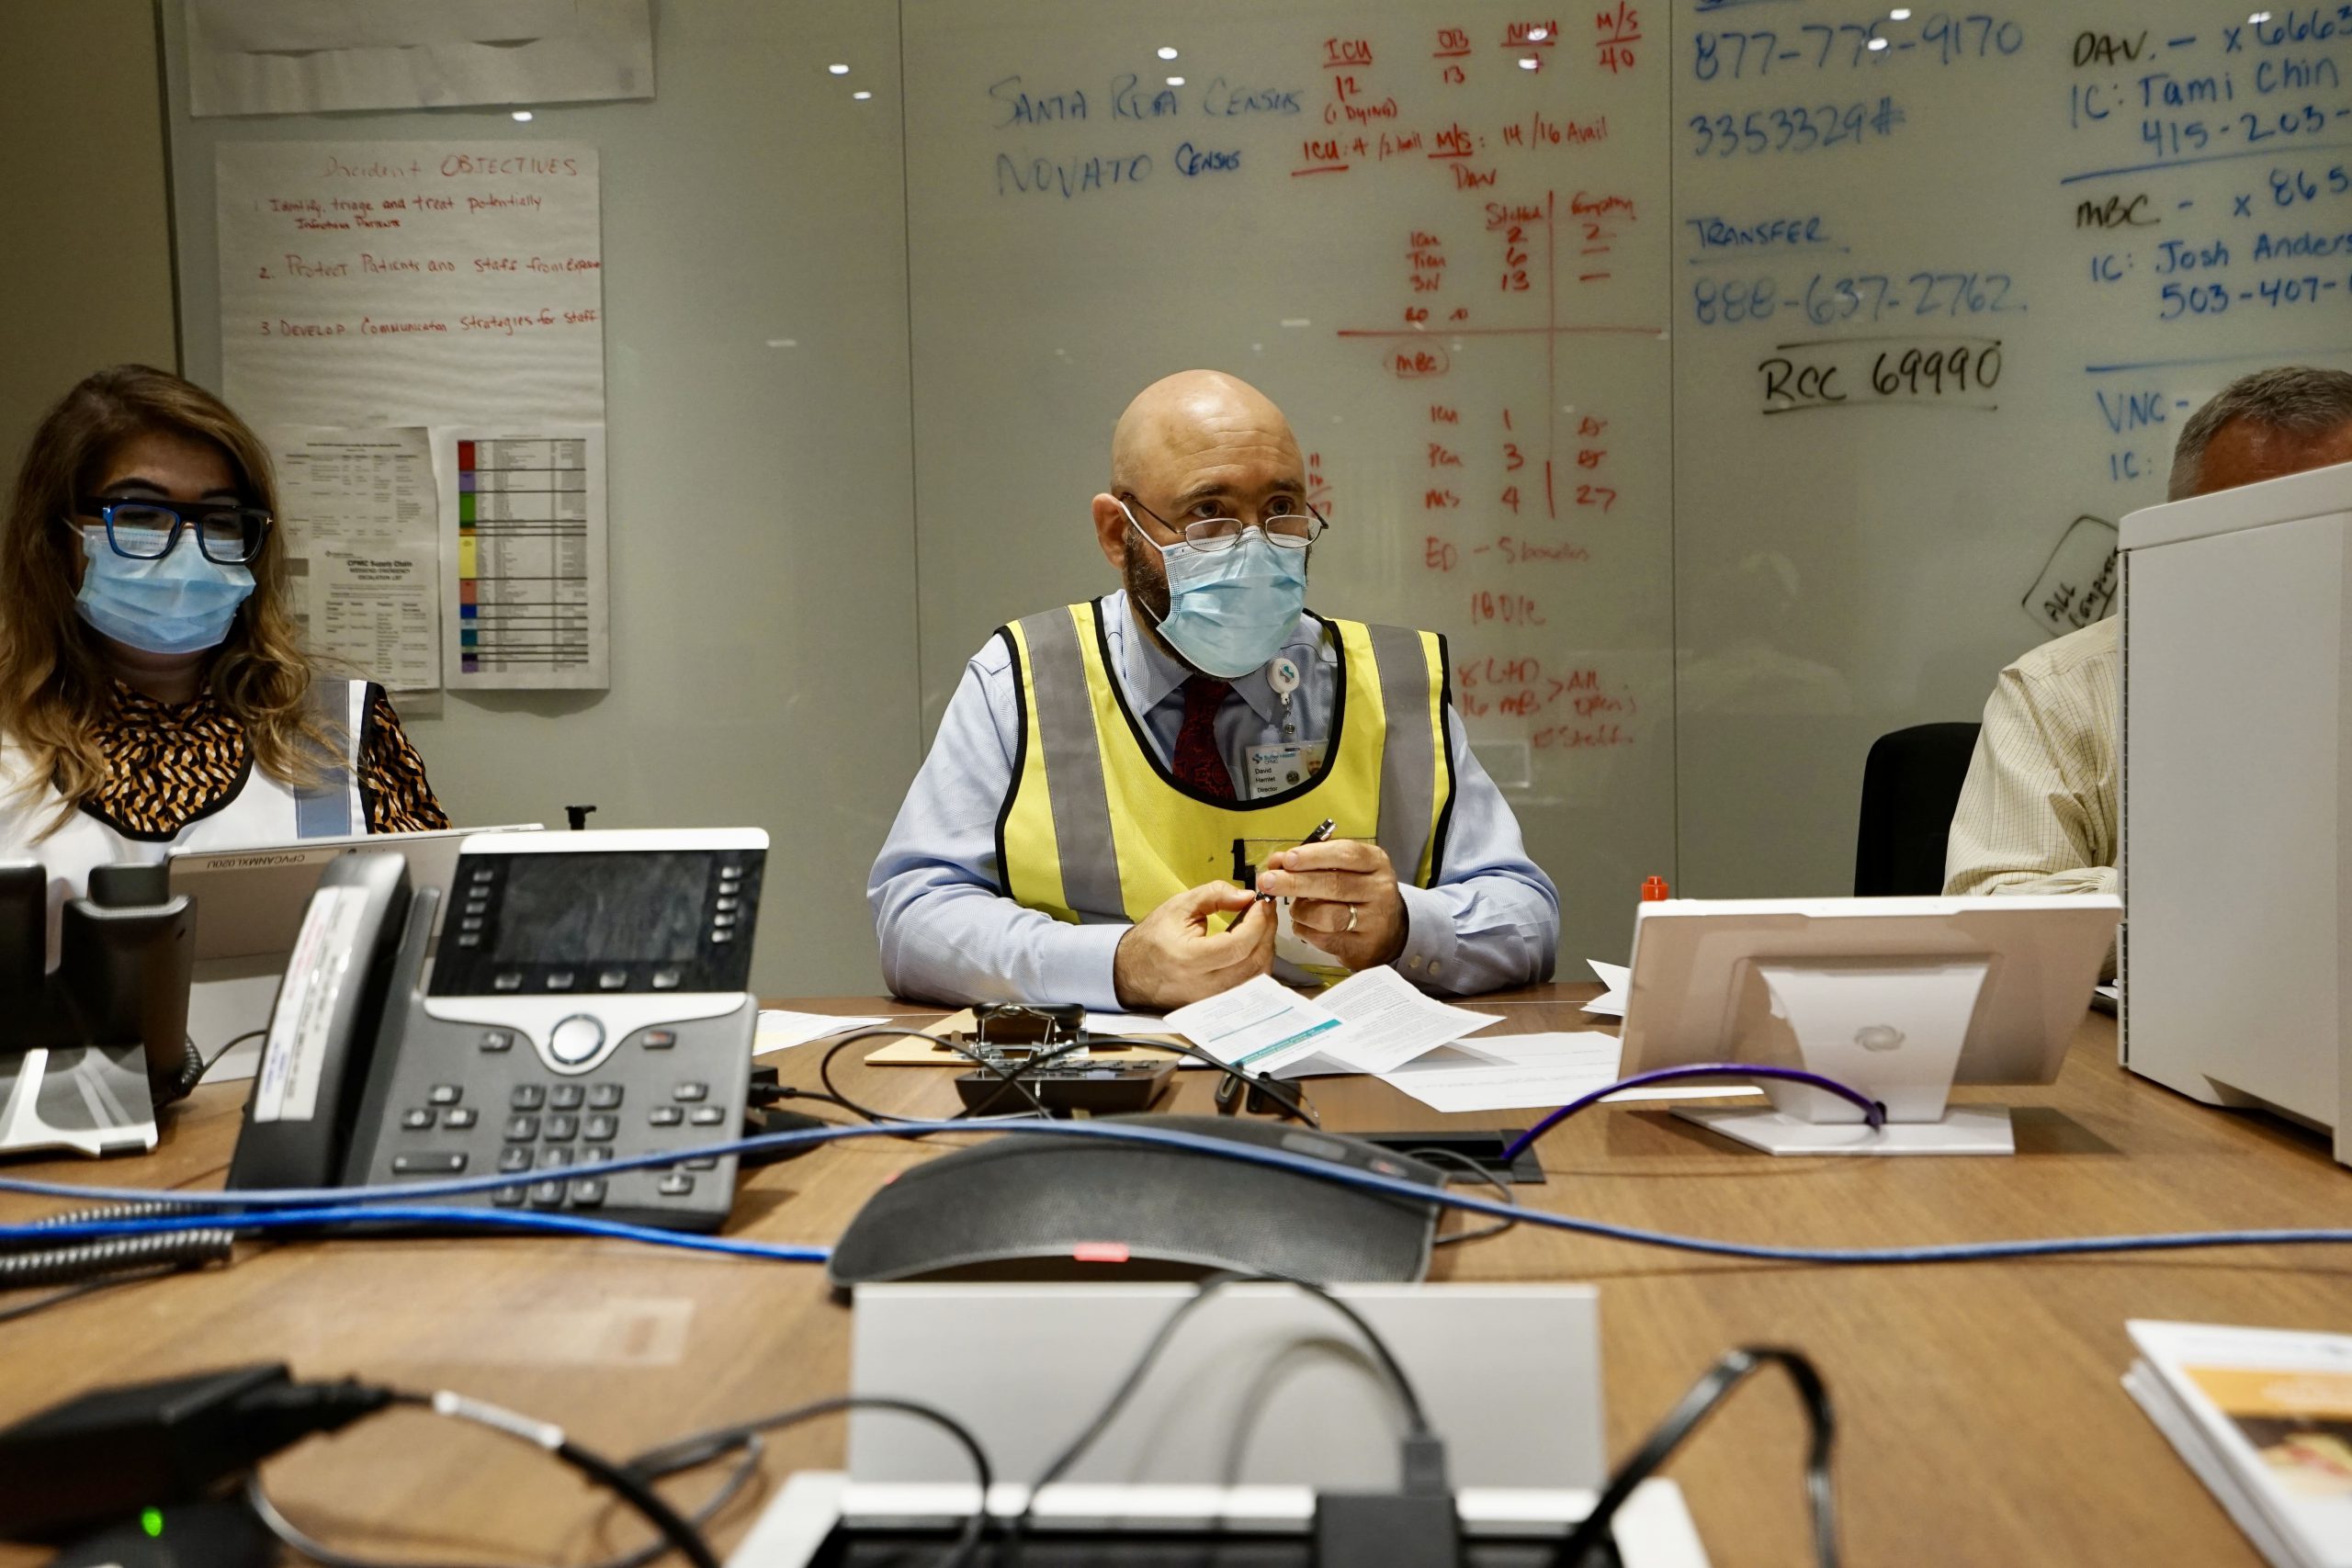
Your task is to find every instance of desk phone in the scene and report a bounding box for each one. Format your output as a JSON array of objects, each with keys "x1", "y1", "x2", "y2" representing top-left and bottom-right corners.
[{"x1": 227, "y1": 829, "x2": 767, "y2": 1233}]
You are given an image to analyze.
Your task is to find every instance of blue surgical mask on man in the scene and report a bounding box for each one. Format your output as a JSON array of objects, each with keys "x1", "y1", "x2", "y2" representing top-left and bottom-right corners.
[
  {"x1": 73, "y1": 525, "x2": 254, "y2": 656},
  {"x1": 1123, "y1": 502, "x2": 1308, "y2": 680}
]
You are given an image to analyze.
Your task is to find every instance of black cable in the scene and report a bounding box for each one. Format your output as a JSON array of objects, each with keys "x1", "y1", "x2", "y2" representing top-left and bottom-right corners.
[
  {"x1": 817, "y1": 1023, "x2": 1320, "y2": 1130},
  {"x1": 379, "y1": 1388, "x2": 721, "y2": 1568},
  {"x1": 244, "y1": 1432, "x2": 765, "y2": 1568},
  {"x1": 819, "y1": 1028, "x2": 1066, "y2": 1125},
  {"x1": 1001, "y1": 1270, "x2": 1432, "y2": 1565},
  {"x1": 198, "y1": 1027, "x2": 268, "y2": 1082},
  {"x1": 549, "y1": 1436, "x2": 722, "y2": 1568},
  {"x1": 0, "y1": 1264, "x2": 178, "y2": 1325},
  {"x1": 1559, "y1": 1346, "x2": 1839, "y2": 1568},
  {"x1": 933, "y1": 1035, "x2": 1080, "y2": 1122},
  {"x1": 1409, "y1": 1145, "x2": 1518, "y2": 1247},
  {"x1": 626, "y1": 1393, "x2": 996, "y2": 1568},
  {"x1": 996, "y1": 1031, "x2": 1321, "y2": 1127}
]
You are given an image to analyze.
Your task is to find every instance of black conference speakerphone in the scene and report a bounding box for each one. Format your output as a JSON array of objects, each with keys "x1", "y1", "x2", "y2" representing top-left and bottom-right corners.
[{"x1": 345, "y1": 831, "x2": 767, "y2": 1232}]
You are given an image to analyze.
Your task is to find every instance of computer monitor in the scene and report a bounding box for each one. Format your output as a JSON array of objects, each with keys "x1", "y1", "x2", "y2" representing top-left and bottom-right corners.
[
  {"x1": 170, "y1": 824, "x2": 539, "y2": 1077},
  {"x1": 1618, "y1": 895, "x2": 2120, "y2": 1156}
]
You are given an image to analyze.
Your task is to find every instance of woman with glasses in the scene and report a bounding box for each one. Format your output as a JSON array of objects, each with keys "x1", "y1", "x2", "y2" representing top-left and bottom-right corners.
[{"x1": 0, "y1": 364, "x2": 446, "y2": 888}]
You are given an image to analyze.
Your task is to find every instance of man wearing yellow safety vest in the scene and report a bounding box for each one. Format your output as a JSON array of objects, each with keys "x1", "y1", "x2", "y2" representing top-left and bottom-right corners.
[{"x1": 869, "y1": 370, "x2": 1559, "y2": 1010}]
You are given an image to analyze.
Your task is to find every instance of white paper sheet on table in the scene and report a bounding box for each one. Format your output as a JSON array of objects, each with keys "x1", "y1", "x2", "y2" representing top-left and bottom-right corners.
[
  {"x1": 1166, "y1": 966, "x2": 1501, "y2": 1079},
  {"x1": 1311, "y1": 964, "x2": 1502, "y2": 1074},
  {"x1": 1084, "y1": 1010, "x2": 1185, "y2": 1039},
  {"x1": 187, "y1": 0, "x2": 654, "y2": 118},
  {"x1": 1381, "y1": 1032, "x2": 1624, "y2": 1111},
  {"x1": 1583, "y1": 959, "x2": 1629, "y2": 1019},
  {"x1": 1165, "y1": 976, "x2": 1345, "y2": 1079},
  {"x1": 754, "y1": 1011, "x2": 890, "y2": 1055},
  {"x1": 1378, "y1": 1030, "x2": 1765, "y2": 1111}
]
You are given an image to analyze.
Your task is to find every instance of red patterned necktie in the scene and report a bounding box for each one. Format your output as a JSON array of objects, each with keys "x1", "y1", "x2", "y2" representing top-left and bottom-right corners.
[{"x1": 1171, "y1": 677, "x2": 1236, "y2": 800}]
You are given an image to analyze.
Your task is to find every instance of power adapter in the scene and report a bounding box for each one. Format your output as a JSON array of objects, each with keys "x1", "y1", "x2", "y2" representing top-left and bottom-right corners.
[
  {"x1": 1311, "y1": 1431, "x2": 1461, "y2": 1566},
  {"x1": 0, "y1": 1363, "x2": 391, "y2": 1540},
  {"x1": 1312, "y1": 1490, "x2": 1464, "y2": 1566}
]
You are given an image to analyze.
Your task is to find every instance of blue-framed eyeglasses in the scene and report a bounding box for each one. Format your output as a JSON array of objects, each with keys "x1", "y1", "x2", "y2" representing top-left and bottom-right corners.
[{"x1": 76, "y1": 496, "x2": 273, "y2": 565}]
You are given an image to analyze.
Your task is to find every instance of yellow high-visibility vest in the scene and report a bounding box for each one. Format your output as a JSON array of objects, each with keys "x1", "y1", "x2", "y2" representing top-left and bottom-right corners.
[{"x1": 996, "y1": 598, "x2": 1454, "y2": 925}]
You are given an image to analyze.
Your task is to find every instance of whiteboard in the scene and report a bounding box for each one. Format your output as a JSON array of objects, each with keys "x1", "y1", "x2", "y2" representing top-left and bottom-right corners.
[
  {"x1": 1670, "y1": 0, "x2": 2352, "y2": 906},
  {"x1": 160, "y1": 0, "x2": 2352, "y2": 988},
  {"x1": 904, "y1": 0, "x2": 1679, "y2": 967}
]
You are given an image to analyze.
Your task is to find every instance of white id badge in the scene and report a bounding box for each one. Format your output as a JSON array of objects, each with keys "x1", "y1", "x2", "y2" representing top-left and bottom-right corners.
[{"x1": 1246, "y1": 740, "x2": 1328, "y2": 799}]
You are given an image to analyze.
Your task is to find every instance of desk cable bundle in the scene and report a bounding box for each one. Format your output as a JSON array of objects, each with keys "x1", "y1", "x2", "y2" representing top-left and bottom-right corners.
[
  {"x1": 8, "y1": 1105, "x2": 2352, "y2": 1274},
  {"x1": 0, "y1": 1270, "x2": 1839, "y2": 1568}
]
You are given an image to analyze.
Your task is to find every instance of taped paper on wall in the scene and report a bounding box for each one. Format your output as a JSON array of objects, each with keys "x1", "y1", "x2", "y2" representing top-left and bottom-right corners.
[
  {"x1": 187, "y1": 0, "x2": 653, "y2": 118},
  {"x1": 434, "y1": 428, "x2": 610, "y2": 690},
  {"x1": 219, "y1": 141, "x2": 605, "y2": 430},
  {"x1": 266, "y1": 425, "x2": 441, "y2": 692}
]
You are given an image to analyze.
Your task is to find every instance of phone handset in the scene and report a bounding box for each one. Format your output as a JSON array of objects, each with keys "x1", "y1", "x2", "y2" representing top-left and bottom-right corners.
[{"x1": 224, "y1": 853, "x2": 411, "y2": 1191}]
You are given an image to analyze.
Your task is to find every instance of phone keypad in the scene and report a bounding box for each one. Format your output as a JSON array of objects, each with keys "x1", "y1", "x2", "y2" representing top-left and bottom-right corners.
[{"x1": 376, "y1": 1010, "x2": 746, "y2": 1228}]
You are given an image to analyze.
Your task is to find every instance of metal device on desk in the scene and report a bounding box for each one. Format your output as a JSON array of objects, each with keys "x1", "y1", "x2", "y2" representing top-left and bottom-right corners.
[{"x1": 226, "y1": 829, "x2": 767, "y2": 1231}]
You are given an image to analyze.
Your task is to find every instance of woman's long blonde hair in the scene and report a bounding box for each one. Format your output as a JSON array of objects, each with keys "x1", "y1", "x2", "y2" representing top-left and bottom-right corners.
[{"x1": 0, "y1": 365, "x2": 325, "y2": 832}]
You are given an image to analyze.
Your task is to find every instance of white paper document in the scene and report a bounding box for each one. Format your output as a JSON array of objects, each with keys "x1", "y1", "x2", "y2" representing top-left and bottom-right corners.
[
  {"x1": 1381, "y1": 1032, "x2": 1623, "y2": 1112},
  {"x1": 754, "y1": 1011, "x2": 890, "y2": 1055},
  {"x1": 219, "y1": 141, "x2": 605, "y2": 430},
  {"x1": 1311, "y1": 964, "x2": 1501, "y2": 1074},
  {"x1": 266, "y1": 425, "x2": 441, "y2": 691},
  {"x1": 434, "y1": 427, "x2": 610, "y2": 690},
  {"x1": 1084, "y1": 1010, "x2": 1185, "y2": 1040},
  {"x1": 1165, "y1": 976, "x2": 1344, "y2": 1080},
  {"x1": 1583, "y1": 959, "x2": 1629, "y2": 1019},
  {"x1": 2125, "y1": 1319, "x2": 2352, "y2": 1568},
  {"x1": 1168, "y1": 967, "x2": 1500, "y2": 1079},
  {"x1": 187, "y1": 0, "x2": 654, "y2": 118},
  {"x1": 317, "y1": 545, "x2": 441, "y2": 692}
]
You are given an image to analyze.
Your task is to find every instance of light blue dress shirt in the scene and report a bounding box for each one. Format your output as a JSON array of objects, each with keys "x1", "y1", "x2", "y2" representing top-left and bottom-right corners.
[{"x1": 868, "y1": 591, "x2": 1560, "y2": 1008}]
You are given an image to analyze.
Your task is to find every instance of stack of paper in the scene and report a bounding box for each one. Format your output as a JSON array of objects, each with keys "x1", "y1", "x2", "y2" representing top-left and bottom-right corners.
[{"x1": 2124, "y1": 1320, "x2": 2352, "y2": 1568}]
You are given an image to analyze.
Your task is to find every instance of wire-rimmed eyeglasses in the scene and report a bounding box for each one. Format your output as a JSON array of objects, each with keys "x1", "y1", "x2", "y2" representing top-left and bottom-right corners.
[{"x1": 1123, "y1": 494, "x2": 1329, "y2": 552}]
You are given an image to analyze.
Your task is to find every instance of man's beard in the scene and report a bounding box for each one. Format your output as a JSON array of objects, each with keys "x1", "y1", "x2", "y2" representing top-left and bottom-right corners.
[{"x1": 1122, "y1": 540, "x2": 1171, "y2": 624}]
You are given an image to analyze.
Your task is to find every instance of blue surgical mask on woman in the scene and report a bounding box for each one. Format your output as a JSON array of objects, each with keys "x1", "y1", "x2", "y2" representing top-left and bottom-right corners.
[
  {"x1": 73, "y1": 525, "x2": 254, "y2": 656},
  {"x1": 1124, "y1": 502, "x2": 1308, "y2": 680}
]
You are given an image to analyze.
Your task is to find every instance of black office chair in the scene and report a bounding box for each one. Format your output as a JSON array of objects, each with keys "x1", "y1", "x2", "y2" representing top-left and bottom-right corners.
[{"x1": 1853, "y1": 722, "x2": 1983, "y2": 897}]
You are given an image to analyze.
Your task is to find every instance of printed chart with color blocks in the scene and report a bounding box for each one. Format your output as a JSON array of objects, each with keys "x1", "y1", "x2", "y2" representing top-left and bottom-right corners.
[{"x1": 455, "y1": 437, "x2": 594, "y2": 675}]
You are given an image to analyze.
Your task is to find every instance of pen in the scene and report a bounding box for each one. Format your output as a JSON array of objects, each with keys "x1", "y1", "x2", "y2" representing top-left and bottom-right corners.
[{"x1": 1259, "y1": 818, "x2": 1339, "y2": 903}]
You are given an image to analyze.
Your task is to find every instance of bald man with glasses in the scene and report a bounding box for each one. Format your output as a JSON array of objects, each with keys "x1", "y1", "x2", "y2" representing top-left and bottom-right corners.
[{"x1": 869, "y1": 369, "x2": 1559, "y2": 1010}]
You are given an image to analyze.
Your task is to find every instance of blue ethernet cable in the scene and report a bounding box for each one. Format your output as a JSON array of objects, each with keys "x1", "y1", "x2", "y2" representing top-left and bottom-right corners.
[{"x1": 5, "y1": 1115, "x2": 2352, "y2": 1272}]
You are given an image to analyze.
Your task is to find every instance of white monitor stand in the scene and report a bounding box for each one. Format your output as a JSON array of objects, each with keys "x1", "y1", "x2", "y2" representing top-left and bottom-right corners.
[{"x1": 1619, "y1": 897, "x2": 2121, "y2": 1156}]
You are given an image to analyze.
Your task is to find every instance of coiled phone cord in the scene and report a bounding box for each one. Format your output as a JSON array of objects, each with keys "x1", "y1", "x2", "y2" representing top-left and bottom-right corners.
[{"x1": 1, "y1": 1199, "x2": 232, "y2": 1291}]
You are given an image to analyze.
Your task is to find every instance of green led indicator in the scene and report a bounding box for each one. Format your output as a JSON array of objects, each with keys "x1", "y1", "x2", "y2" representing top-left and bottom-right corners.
[{"x1": 140, "y1": 1506, "x2": 164, "y2": 1538}]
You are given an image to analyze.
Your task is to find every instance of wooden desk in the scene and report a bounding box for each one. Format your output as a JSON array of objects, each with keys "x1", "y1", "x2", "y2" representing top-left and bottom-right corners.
[{"x1": 0, "y1": 988, "x2": 2344, "y2": 1566}]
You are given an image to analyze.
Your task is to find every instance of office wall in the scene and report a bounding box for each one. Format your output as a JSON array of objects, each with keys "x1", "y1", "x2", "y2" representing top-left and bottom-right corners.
[
  {"x1": 0, "y1": 0, "x2": 178, "y2": 484},
  {"x1": 151, "y1": 2, "x2": 2352, "y2": 987},
  {"x1": 161, "y1": 0, "x2": 923, "y2": 998}
]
